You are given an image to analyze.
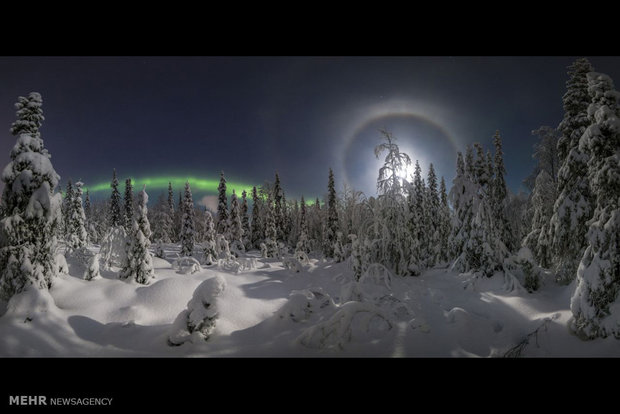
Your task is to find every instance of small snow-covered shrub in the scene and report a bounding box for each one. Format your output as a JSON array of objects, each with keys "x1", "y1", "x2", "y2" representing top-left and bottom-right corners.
[
  {"x1": 168, "y1": 275, "x2": 226, "y2": 345},
  {"x1": 275, "y1": 288, "x2": 336, "y2": 322},
  {"x1": 504, "y1": 247, "x2": 541, "y2": 293},
  {"x1": 54, "y1": 254, "x2": 69, "y2": 275},
  {"x1": 172, "y1": 256, "x2": 202, "y2": 275},
  {"x1": 283, "y1": 256, "x2": 304, "y2": 273},
  {"x1": 217, "y1": 258, "x2": 242, "y2": 273},
  {"x1": 202, "y1": 240, "x2": 217, "y2": 265},
  {"x1": 229, "y1": 240, "x2": 245, "y2": 258},
  {"x1": 216, "y1": 235, "x2": 234, "y2": 261},
  {"x1": 297, "y1": 301, "x2": 392, "y2": 350},
  {"x1": 154, "y1": 243, "x2": 165, "y2": 259},
  {"x1": 236, "y1": 257, "x2": 258, "y2": 272},
  {"x1": 83, "y1": 253, "x2": 101, "y2": 281}
]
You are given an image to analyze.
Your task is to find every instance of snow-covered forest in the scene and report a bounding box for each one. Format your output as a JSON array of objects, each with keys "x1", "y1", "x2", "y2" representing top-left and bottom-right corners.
[{"x1": 0, "y1": 57, "x2": 619, "y2": 357}]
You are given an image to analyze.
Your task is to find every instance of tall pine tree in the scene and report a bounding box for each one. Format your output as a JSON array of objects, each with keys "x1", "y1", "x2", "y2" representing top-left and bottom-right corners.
[
  {"x1": 550, "y1": 58, "x2": 595, "y2": 284},
  {"x1": 571, "y1": 71, "x2": 620, "y2": 339},
  {"x1": 241, "y1": 190, "x2": 251, "y2": 250},
  {"x1": 180, "y1": 181, "x2": 196, "y2": 256},
  {"x1": 167, "y1": 182, "x2": 177, "y2": 241},
  {"x1": 250, "y1": 186, "x2": 263, "y2": 249},
  {"x1": 62, "y1": 180, "x2": 74, "y2": 237},
  {"x1": 66, "y1": 181, "x2": 88, "y2": 252},
  {"x1": 263, "y1": 192, "x2": 278, "y2": 257},
  {"x1": 216, "y1": 171, "x2": 228, "y2": 236},
  {"x1": 426, "y1": 163, "x2": 440, "y2": 265},
  {"x1": 123, "y1": 178, "x2": 134, "y2": 232},
  {"x1": 273, "y1": 173, "x2": 284, "y2": 242},
  {"x1": 438, "y1": 176, "x2": 451, "y2": 263},
  {"x1": 121, "y1": 186, "x2": 154, "y2": 284},
  {"x1": 324, "y1": 168, "x2": 339, "y2": 258},
  {"x1": 0, "y1": 92, "x2": 62, "y2": 299},
  {"x1": 109, "y1": 169, "x2": 122, "y2": 228},
  {"x1": 228, "y1": 190, "x2": 244, "y2": 252},
  {"x1": 492, "y1": 130, "x2": 511, "y2": 251}
]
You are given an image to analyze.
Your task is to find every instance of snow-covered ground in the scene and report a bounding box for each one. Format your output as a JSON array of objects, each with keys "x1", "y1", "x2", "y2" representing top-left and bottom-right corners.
[{"x1": 1, "y1": 246, "x2": 618, "y2": 357}]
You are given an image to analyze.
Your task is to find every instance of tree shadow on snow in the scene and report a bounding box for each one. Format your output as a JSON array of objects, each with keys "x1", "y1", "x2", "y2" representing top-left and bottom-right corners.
[{"x1": 67, "y1": 315, "x2": 175, "y2": 356}]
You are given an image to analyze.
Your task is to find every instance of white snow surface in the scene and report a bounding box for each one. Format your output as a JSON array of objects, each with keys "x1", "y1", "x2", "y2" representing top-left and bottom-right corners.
[{"x1": 0, "y1": 246, "x2": 619, "y2": 357}]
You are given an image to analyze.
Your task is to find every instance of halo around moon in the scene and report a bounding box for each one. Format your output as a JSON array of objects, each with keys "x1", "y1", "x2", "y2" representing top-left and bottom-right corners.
[{"x1": 339, "y1": 98, "x2": 459, "y2": 194}]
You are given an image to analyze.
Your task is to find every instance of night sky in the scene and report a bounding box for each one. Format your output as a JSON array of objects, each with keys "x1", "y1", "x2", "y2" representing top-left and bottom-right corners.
[{"x1": 1, "y1": 56, "x2": 620, "y2": 206}]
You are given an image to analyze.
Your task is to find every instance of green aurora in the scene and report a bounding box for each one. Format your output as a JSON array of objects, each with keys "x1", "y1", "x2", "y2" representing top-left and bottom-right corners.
[
  {"x1": 84, "y1": 176, "x2": 255, "y2": 197},
  {"x1": 82, "y1": 175, "x2": 320, "y2": 205}
]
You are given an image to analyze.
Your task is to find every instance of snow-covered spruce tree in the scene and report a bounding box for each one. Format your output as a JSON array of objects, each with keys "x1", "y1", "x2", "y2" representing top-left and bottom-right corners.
[
  {"x1": 349, "y1": 234, "x2": 363, "y2": 281},
  {"x1": 465, "y1": 142, "x2": 503, "y2": 276},
  {"x1": 202, "y1": 210, "x2": 217, "y2": 264},
  {"x1": 557, "y1": 58, "x2": 595, "y2": 164},
  {"x1": 550, "y1": 58, "x2": 595, "y2": 284},
  {"x1": 273, "y1": 172, "x2": 285, "y2": 243},
  {"x1": 120, "y1": 186, "x2": 154, "y2": 284},
  {"x1": 136, "y1": 185, "x2": 151, "y2": 241},
  {"x1": 522, "y1": 126, "x2": 561, "y2": 260},
  {"x1": 570, "y1": 71, "x2": 620, "y2": 339},
  {"x1": 123, "y1": 178, "x2": 134, "y2": 232},
  {"x1": 371, "y1": 129, "x2": 414, "y2": 276},
  {"x1": 323, "y1": 168, "x2": 339, "y2": 258},
  {"x1": 438, "y1": 176, "x2": 452, "y2": 264},
  {"x1": 173, "y1": 190, "x2": 183, "y2": 243},
  {"x1": 150, "y1": 193, "x2": 173, "y2": 244},
  {"x1": 262, "y1": 193, "x2": 278, "y2": 258},
  {"x1": 0, "y1": 92, "x2": 62, "y2": 300},
  {"x1": 523, "y1": 126, "x2": 561, "y2": 191},
  {"x1": 449, "y1": 151, "x2": 472, "y2": 264},
  {"x1": 333, "y1": 231, "x2": 345, "y2": 263},
  {"x1": 250, "y1": 186, "x2": 263, "y2": 249},
  {"x1": 180, "y1": 181, "x2": 196, "y2": 257},
  {"x1": 412, "y1": 161, "x2": 428, "y2": 269},
  {"x1": 451, "y1": 143, "x2": 502, "y2": 276},
  {"x1": 426, "y1": 163, "x2": 440, "y2": 265},
  {"x1": 66, "y1": 181, "x2": 88, "y2": 252},
  {"x1": 241, "y1": 190, "x2": 251, "y2": 250},
  {"x1": 108, "y1": 169, "x2": 122, "y2": 228},
  {"x1": 523, "y1": 170, "x2": 556, "y2": 268},
  {"x1": 62, "y1": 180, "x2": 74, "y2": 237},
  {"x1": 295, "y1": 195, "x2": 310, "y2": 254},
  {"x1": 492, "y1": 130, "x2": 512, "y2": 252},
  {"x1": 216, "y1": 171, "x2": 228, "y2": 236},
  {"x1": 83, "y1": 189, "x2": 92, "y2": 239},
  {"x1": 309, "y1": 198, "x2": 324, "y2": 253},
  {"x1": 193, "y1": 208, "x2": 206, "y2": 243},
  {"x1": 84, "y1": 189, "x2": 91, "y2": 221},
  {"x1": 167, "y1": 182, "x2": 177, "y2": 242},
  {"x1": 228, "y1": 190, "x2": 244, "y2": 253},
  {"x1": 9, "y1": 92, "x2": 45, "y2": 139}
]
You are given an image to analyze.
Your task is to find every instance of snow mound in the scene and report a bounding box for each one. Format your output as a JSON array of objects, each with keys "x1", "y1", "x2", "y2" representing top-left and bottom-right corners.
[
  {"x1": 275, "y1": 288, "x2": 336, "y2": 323},
  {"x1": 168, "y1": 275, "x2": 227, "y2": 346},
  {"x1": 172, "y1": 256, "x2": 202, "y2": 274},
  {"x1": 297, "y1": 301, "x2": 393, "y2": 350},
  {"x1": 445, "y1": 307, "x2": 470, "y2": 324},
  {"x1": 5, "y1": 287, "x2": 56, "y2": 322}
]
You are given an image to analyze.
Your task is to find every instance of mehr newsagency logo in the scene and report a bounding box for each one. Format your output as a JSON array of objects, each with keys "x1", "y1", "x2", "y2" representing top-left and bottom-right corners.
[{"x1": 9, "y1": 395, "x2": 113, "y2": 406}]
